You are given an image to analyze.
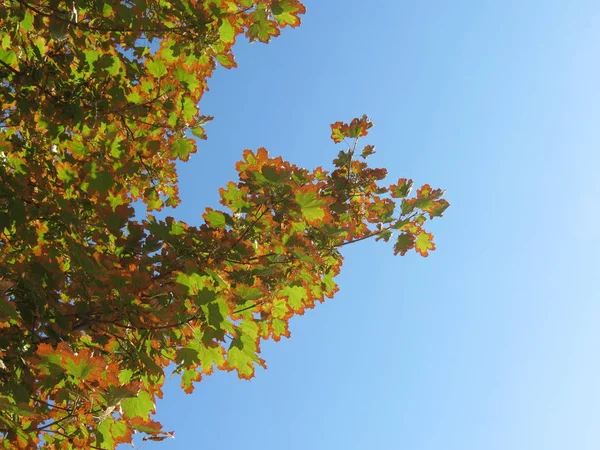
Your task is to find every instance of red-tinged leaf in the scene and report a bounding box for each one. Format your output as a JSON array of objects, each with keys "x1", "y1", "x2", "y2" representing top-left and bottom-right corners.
[
  {"x1": 220, "y1": 182, "x2": 251, "y2": 213},
  {"x1": 390, "y1": 178, "x2": 413, "y2": 198},
  {"x1": 130, "y1": 417, "x2": 164, "y2": 434},
  {"x1": 226, "y1": 345, "x2": 257, "y2": 379},
  {"x1": 375, "y1": 229, "x2": 393, "y2": 242},
  {"x1": 197, "y1": 344, "x2": 226, "y2": 374},
  {"x1": 181, "y1": 368, "x2": 201, "y2": 394},
  {"x1": 401, "y1": 198, "x2": 416, "y2": 215},
  {"x1": 361, "y1": 144, "x2": 376, "y2": 159},
  {"x1": 330, "y1": 121, "x2": 345, "y2": 143},
  {"x1": 394, "y1": 233, "x2": 415, "y2": 256},
  {"x1": 65, "y1": 358, "x2": 95, "y2": 381},
  {"x1": 143, "y1": 432, "x2": 175, "y2": 442},
  {"x1": 271, "y1": 298, "x2": 289, "y2": 319},
  {"x1": 346, "y1": 115, "x2": 372, "y2": 138},
  {"x1": 415, "y1": 231, "x2": 435, "y2": 257},
  {"x1": 279, "y1": 285, "x2": 307, "y2": 312},
  {"x1": 56, "y1": 161, "x2": 78, "y2": 184},
  {"x1": 97, "y1": 417, "x2": 133, "y2": 448},
  {"x1": 428, "y1": 199, "x2": 450, "y2": 218},
  {"x1": 271, "y1": 0, "x2": 306, "y2": 27},
  {"x1": 247, "y1": 8, "x2": 280, "y2": 42},
  {"x1": 270, "y1": 317, "x2": 290, "y2": 341},
  {"x1": 417, "y1": 184, "x2": 432, "y2": 198},
  {"x1": 171, "y1": 137, "x2": 195, "y2": 161}
]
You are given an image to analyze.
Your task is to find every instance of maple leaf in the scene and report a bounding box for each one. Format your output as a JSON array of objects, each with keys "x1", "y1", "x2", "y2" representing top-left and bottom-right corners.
[
  {"x1": 271, "y1": 0, "x2": 307, "y2": 27},
  {"x1": 121, "y1": 391, "x2": 155, "y2": 420},
  {"x1": 415, "y1": 231, "x2": 436, "y2": 257},
  {"x1": 390, "y1": 178, "x2": 414, "y2": 198},
  {"x1": 295, "y1": 191, "x2": 329, "y2": 223},
  {"x1": 330, "y1": 121, "x2": 346, "y2": 143}
]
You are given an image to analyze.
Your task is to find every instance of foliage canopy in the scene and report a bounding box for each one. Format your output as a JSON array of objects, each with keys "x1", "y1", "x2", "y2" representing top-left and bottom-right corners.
[{"x1": 0, "y1": 0, "x2": 448, "y2": 447}]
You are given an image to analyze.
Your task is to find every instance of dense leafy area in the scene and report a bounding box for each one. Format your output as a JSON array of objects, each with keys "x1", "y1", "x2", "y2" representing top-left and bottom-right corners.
[{"x1": 0, "y1": 0, "x2": 448, "y2": 447}]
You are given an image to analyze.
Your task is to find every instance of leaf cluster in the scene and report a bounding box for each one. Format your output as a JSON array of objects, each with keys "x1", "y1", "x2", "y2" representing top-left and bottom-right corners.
[{"x1": 0, "y1": 1, "x2": 447, "y2": 448}]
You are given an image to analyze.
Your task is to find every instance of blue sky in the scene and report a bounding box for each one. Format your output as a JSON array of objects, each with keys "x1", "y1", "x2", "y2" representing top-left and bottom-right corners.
[{"x1": 136, "y1": 1, "x2": 600, "y2": 448}]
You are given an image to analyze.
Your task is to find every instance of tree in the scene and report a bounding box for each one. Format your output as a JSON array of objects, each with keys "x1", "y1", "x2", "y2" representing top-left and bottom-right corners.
[{"x1": 0, "y1": 0, "x2": 448, "y2": 447}]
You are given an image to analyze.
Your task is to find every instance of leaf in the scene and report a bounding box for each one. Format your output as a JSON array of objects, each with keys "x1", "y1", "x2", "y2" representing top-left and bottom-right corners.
[
  {"x1": 121, "y1": 390, "x2": 154, "y2": 420},
  {"x1": 394, "y1": 233, "x2": 415, "y2": 256},
  {"x1": 197, "y1": 344, "x2": 225, "y2": 374},
  {"x1": 271, "y1": 0, "x2": 306, "y2": 27},
  {"x1": 181, "y1": 368, "x2": 201, "y2": 394},
  {"x1": 415, "y1": 231, "x2": 435, "y2": 257},
  {"x1": 20, "y1": 11, "x2": 34, "y2": 32},
  {"x1": 219, "y1": 18, "x2": 236, "y2": 43},
  {"x1": 65, "y1": 358, "x2": 94, "y2": 380},
  {"x1": 295, "y1": 191, "x2": 327, "y2": 223},
  {"x1": 147, "y1": 59, "x2": 167, "y2": 78},
  {"x1": 171, "y1": 137, "x2": 195, "y2": 160},
  {"x1": 204, "y1": 210, "x2": 231, "y2": 229},
  {"x1": 271, "y1": 298, "x2": 288, "y2": 318},
  {"x1": 279, "y1": 285, "x2": 307, "y2": 311},
  {"x1": 390, "y1": 178, "x2": 413, "y2": 198},
  {"x1": 330, "y1": 121, "x2": 345, "y2": 143},
  {"x1": 227, "y1": 340, "x2": 259, "y2": 379},
  {"x1": 247, "y1": 8, "x2": 280, "y2": 42},
  {"x1": 234, "y1": 285, "x2": 263, "y2": 301},
  {"x1": 361, "y1": 144, "x2": 375, "y2": 159},
  {"x1": 191, "y1": 126, "x2": 207, "y2": 139}
]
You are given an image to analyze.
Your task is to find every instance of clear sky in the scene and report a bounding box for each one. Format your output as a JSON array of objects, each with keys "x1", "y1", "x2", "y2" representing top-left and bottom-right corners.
[{"x1": 134, "y1": 1, "x2": 600, "y2": 449}]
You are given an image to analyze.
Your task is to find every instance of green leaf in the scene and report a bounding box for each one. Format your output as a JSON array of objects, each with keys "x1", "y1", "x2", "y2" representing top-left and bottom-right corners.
[
  {"x1": 96, "y1": 417, "x2": 130, "y2": 447},
  {"x1": 0, "y1": 49, "x2": 17, "y2": 67},
  {"x1": 174, "y1": 66, "x2": 199, "y2": 90},
  {"x1": 248, "y1": 8, "x2": 278, "y2": 42},
  {"x1": 271, "y1": 317, "x2": 289, "y2": 340},
  {"x1": 271, "y1": 0, "x2": 305, "y2": 27},
  {"x1": 65, "y1": 359, "x2": 94, "y2": 380},
  {"x1": 393, "y1": 233, "x2": 415, "y2": 256},
  {"x1": 121, "y1": 390, "x2": 154, "y2": 420},
  {"x1": 234, "y1": 285, "x2": 263, "y2": 301},
  {"x1": 176, "y1": 347, "x2": 199, "y2": 368},
  {"x1": 171, "y1": 137, "x2": 195, "y2": 160},
  {"x1": 118, "y1": 369, "x2": 134, "y2": 385},
  {"x1": 295, "y1": 191, "x2": 327, "y2": 223},
  {"x1": 279, "y1": 285, "x2": 306, "y2": 311},
  {"x1": 182, "y1": 98, "x2": 197, "y2": 121},
  {"x1": 219, "y1": 19, "x2": 236, "y2": 43},
  {"x1": 180, "y1": 368, "x2": 201, "y2": 393},
  {"x1": 261, "y1": 166, "x2": 289, "y2": 184},
  {"x1": 271, "y1": 299, "x2": 288, "y2": 318},
  {"x1": 204, "y1": 210, "x2": 230, "y2": 228},
  {"x1": 191, "y1": 126, "x2": 206, "y2": 139},
  {"x1": 147, "y1": 59, "x2": 167, "y2": 78},
  {"x1": 220, "y1": 182, "x2": 251, "y2": 213},
  {"x1": 176, "y1": 272, "x2": 209, "y2": 294},
  {"x1": 196, "y1": 287, "x2": 217, "y2": 306},
  {"x1": 227, "y1": 339, "x2": 259, "y2": 379},
  {"x1": 375, "y1": 229, "x2": 393, "y2": 242},
  {"x1": 20, "y1": 11, "x2": 34, "y2": 31},
  {"x1": 415, "y1": 231, "x2": 435, "y2": 257},
  {"x1": 98, "y1": 54, "x2": 120, "y2": 75},
  {"x1": 197, "y1": 345, "x2": 225, "y2": 373}
]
